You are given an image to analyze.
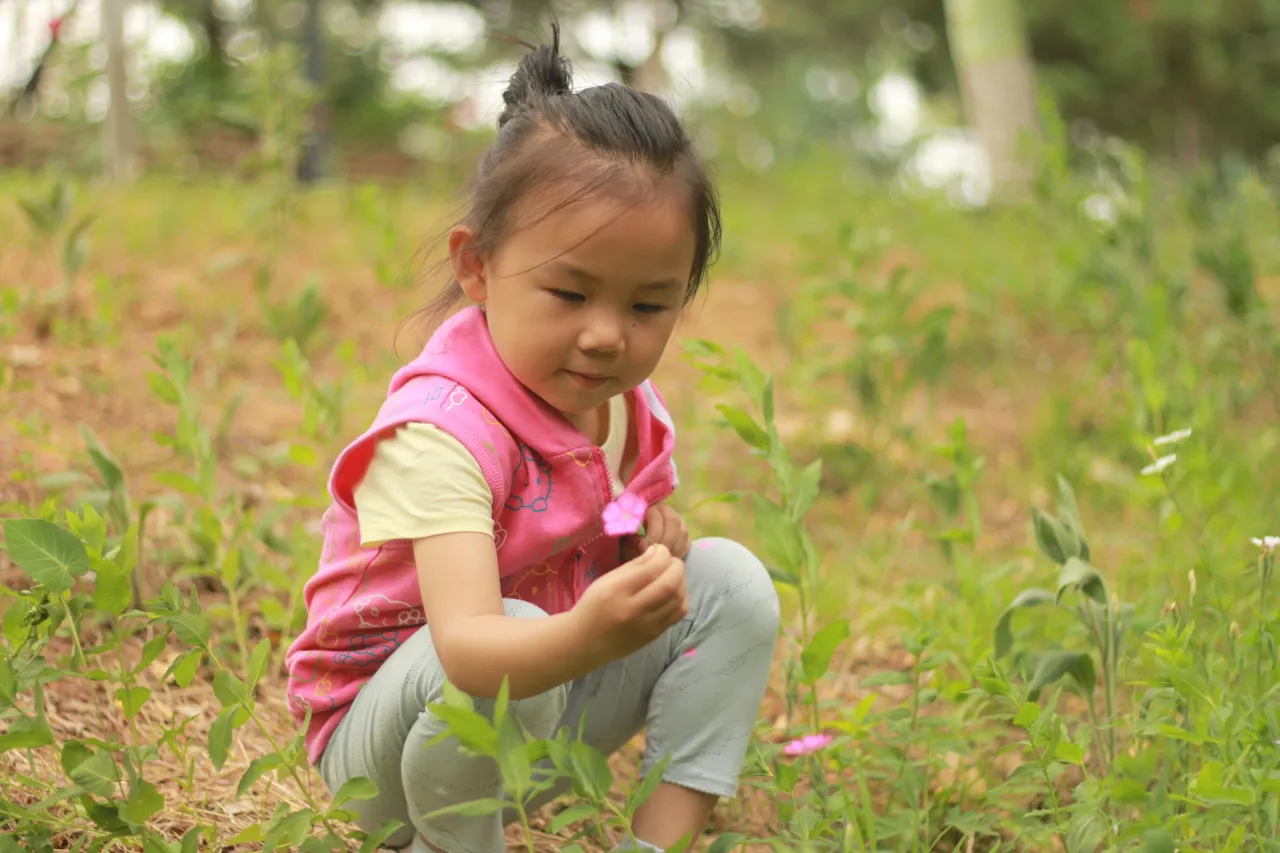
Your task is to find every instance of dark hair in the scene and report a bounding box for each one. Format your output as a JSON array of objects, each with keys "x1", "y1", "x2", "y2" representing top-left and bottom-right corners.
[{"x1": 419, "y1": 22, "x2": 721, "y2": 327}]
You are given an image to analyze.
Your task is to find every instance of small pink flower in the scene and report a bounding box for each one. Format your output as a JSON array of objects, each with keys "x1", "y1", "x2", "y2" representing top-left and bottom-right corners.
[
  {"x1": 603, "y1": 492, "x2": 647, "y2": 537},
  {"x1": 48, "y1": 17, "x2": 64, "y2": 38},
  {"x1": 782, "y1": 733, "x2": 833, "y2": 757},
  {"x1": 683, "y1": 647, "x2": 697, "y2": 658}
]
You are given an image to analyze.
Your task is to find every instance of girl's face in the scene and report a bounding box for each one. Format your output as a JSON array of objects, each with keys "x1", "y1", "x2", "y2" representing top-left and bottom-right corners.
[{"x1": 450, "y1": 186, "x2": 696, "y2": 427}]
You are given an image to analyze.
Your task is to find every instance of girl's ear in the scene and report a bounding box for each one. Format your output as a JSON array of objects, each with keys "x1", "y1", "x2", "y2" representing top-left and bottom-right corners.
[{"x1": 448, "y1": 226, "x2": 487, "y2": 302}]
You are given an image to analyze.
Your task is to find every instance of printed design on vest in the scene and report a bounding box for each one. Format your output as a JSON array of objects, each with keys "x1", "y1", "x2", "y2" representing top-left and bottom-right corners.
[
  {"x1": 334, "y1": 629, "x2": 403, "y2": 668},
  {"x1": 287, "y1": 654, "x2": 337, "y2": 715},
  {"x1": 352, "y1": 593, "x2": 422, "y2": 629},
  {"x1": 565, "y1": 448, "x2": 594, "y2": 468},
  {"x1": 445, "y1": 387, "x2": 469, "y2": 412},
  {"x1": 504, "y1": 561, "x2": 554, "y2": 601},
  {"x1": 481, "y1": 406, "x2": 512, "y2": 438},
  {"x1": 493, "y1": 519, "x2": 507, "y2": 551},
  {"x1": 424, "y1": 385, "x2": 444, "y2": 404},
  {"x1": 316, "y1": 612, "x2": 342, "y2": 648},
  {"x1": 505, "y1": 443, "x2": 553, "y2": 513}
]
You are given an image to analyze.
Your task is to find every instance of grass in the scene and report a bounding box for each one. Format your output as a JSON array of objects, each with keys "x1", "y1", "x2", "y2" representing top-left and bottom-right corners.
[{"x1": 1, "y1": 135, "x2": 1280, "y2": 852}]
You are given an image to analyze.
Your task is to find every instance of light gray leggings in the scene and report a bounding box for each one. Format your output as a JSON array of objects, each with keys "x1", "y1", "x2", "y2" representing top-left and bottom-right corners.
[{"x1": 318, "y1": 537, "x2": 780, "y2": 853}]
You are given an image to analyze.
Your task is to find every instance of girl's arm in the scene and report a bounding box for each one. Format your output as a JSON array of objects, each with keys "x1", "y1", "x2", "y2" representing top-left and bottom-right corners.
[{"x1": 413, "y1": 532, "x2": 608, "y2": 699}]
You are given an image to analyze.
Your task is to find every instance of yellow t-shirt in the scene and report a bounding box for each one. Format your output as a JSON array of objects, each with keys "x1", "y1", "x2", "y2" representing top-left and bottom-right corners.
[{"x1": 353, "y1": 394, "x2": 631, "y2": 547}]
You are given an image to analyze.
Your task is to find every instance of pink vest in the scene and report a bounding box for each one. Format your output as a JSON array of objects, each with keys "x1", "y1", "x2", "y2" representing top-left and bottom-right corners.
[{"x1": 284, "y1": 306, "x2": 679, "y2": 764}]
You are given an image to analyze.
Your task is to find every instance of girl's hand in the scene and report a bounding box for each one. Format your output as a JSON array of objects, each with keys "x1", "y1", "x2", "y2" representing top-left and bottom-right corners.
[
  {"x1": 573, "y1": 543, "x2": 687, "y2": 661},
  {"x1": 639, "y1": 502, "x2": 690, "y2": 559}
]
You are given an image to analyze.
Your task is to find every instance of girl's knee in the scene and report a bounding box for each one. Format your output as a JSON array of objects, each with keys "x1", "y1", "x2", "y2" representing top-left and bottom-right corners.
[{"x1": 686, "y1": 537, "x2": 781, "y2": 643}]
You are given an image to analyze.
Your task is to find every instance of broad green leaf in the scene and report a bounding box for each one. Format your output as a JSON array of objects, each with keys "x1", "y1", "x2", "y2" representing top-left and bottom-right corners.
[
  {"x1": 1054, "y1": 740, "x2": 1085, "y2": 764},
  {"x1": 706, "y1": 832, "x2": 748, "y2": 853},
  {"x1": 859, "y1": 670, "x2": 912, "y2": 687},
  {"x1": 237, "y1": 754, "x2": 285, "y2": 797},
  {"x1": 0, "y1": 658, "x2": 16, "y2": 706},
  {"x1": 358, "y1": 820, "x2": 407, "y2": 853},
  {"x1": 82, "y1": 796, "x2": 128, "y2": 833},
  {"x1": 209, "y1": 706, "x2": 237, "y2": 771},
  {"x1": 227, "y1": 825, "x2": 263, "y2": 845},
  {"x1": 1029, "y1": 651, "x2": 1096, "y2": 696},
  {"x1": 247, "y1": 637, "x2": 272, "y2": 694},
  {"x1": 81, "y1": 426, "x2": 125, "y2": 492},
  {"x1": 1012, "y1": 701, "x2": 1040, "y2": 728},
  {"x1": 1139, "y1": 829, "x2": 1175, "y2": 853},
  {"x1": 168, "y1": 612, "x2": 210, "y2": 647},
  {"x1": 91, "y1": 558, "x2": 132, "y2": 616},
  {"x1": 2, "y1": 519, "x2": 89, "y2": 594},
  {"x1": 1057, "y1": 557, "x2": 1107, "y2": 604},
  {"x1": 120, "y1": 779, "x2": 164, "y2": 825},
  {"x1": 69, "y1": 749, "x2": 119, "y2": 798},
  {"x1": 424, "y1": 798, "x2": 511, "y2": 818},
  {"x1": 2, "y1": 599, "x2": 30, "y2": 648},
  {"x1": 1066, "y1": 807, "x2": 1106, "y2": 853},
  {"x1": 136, "y1": 633, "x2": 169, "y2": 675},
  {"x1": 61, "y1": 740, "x2": 93, "y2": 776},
  {"x1": 166, "y1": 650, "x2": 203, "y2": 688},
  {"x1": 546, "y1": 803, "x2": 597, "y2": 833},
  {"x1": 264, "y1": 808, "x2": 315, "y2": 850},
  {"x1": 0, "y1": 715, "x2": 55, "y2": 753},
  {"x1": 1031, "y1": 508, "x2": 1069, "y2": 565},
  {"x1": 332, "y1": 775, "x2": 380, "y2": 808},
  {"x1": 1054, "y1": 474, "x2": 1090, "y2": 561},
  {"x1": 213, "y1": 670, "x2": 247, "y2": 707},
  {"x1": 715, "y1": 404, "x2": 769, "y2": 451},
  {"x1": 427, "y1": 704, "x2": 497, "y2": 756},
  {"x1": 153, "y1": 471, "x2": 202, "y2": 496},
  {"x1": 115, "y1": 686, "x2": 151, "y2": 719},
  {"x1": 800, "y1": 619, "x2": 850, "y2": 684},
  {"x1": 994, "y1": 588, "x2": 1055, "y2": 658},
  {"x1": 180, "y1": 826, "x2": 204, "y2": 853},
  {"x1": 569, "y1": 740, "x2": 613, "y2": 801}
]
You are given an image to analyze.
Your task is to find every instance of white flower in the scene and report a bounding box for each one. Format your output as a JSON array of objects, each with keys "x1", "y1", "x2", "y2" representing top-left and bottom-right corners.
[
  {"x1": 1153, "y1": 428, "x2": 1192, "y2": 447},
  {"x1": 1251, "y1": 536, "x2": 1280, "y2": 554},
  {"x1": 1141, "y1": 454, "x2": 1176, "y2": 476}
]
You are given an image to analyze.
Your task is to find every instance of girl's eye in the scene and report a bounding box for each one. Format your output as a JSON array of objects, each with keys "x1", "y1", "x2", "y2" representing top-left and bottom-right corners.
[
  {"x1": 551, "y1": 289, "x2": 585, "y2": 303},
  {"x1": 634, "y1": 303, "x2": 666, "y2": 314}
]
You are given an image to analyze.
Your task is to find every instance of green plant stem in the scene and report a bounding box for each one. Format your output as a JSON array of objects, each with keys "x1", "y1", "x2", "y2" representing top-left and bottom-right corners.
[
  {"x1": 59, "y1": 596, "x2": 89, "y2": 673},
  {"x1": 1027, "y1": 739, "x2": 1068, "y2": 850}
]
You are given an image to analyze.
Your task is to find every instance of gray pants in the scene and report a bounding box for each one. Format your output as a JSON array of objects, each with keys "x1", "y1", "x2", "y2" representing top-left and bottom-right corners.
[{"x1": 318, "y1": 537, "x2": 780, "y2": 853}]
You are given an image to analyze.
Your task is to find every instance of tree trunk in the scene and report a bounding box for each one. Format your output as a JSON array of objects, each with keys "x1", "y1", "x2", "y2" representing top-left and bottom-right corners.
[
  {"x1": 102, "y1": 0, "x2": 134, "y2": 181},
  {"x1": 944, "y1": 0, "x2": 1039, "y2": 200},
  {"x1": 296, "y1": 0, "x2": 327, "y2": 184}
]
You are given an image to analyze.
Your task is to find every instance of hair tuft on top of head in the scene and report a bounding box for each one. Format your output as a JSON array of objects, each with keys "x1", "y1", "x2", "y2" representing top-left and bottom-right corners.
[{"x1": 498, "y1": 22, "x2": 573, "y2": 129}]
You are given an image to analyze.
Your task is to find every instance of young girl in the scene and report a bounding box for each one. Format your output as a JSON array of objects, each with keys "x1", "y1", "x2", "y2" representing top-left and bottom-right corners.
[{"x1": 285, "y1": 28, "x2": 780, "y2": 853}]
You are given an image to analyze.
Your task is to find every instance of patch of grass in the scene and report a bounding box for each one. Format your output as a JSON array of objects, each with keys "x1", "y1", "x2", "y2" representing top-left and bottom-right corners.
[{"x1": 1, "y1": 138, "x2": 1280, "y2": 851}]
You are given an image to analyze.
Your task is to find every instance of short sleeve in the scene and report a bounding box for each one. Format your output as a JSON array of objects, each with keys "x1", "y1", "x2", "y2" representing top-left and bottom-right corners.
[{"x1": 352, "y1": 422, "x2": 495, "y2": 547}]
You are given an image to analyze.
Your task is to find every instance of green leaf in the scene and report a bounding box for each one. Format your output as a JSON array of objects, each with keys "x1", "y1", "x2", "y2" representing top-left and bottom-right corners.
[
  {"x1": 424, "y1": 798, "x2": 511, "y2": 818},
  {"x1": 120, "y1": 779, "x2": 164, "y2": 825},
  {"x1": 546, "y1": 803, "x2": 597, "y2": 833},
  {"x1": 625, "y1": 752, "x2": 672, "y2": 816},
  {"x1": 91, "y1": 558, "x2": 132, "y2": 616},
  {"x1": 1141, "y1": 828, "x2": 1175, "y2": 853},
  {"x1": 115, "y1": 686, "x2": 151, "y2": 719},
  {"x1": 247, "y1": 637, "x2": 272, "y2": 694},
  {"x1": 167, "y1": 612, "x2": 210, "y2": 647},
  {"x1": 357, "y1": 820, "x2": 407, "y2": 853},
  {"x1": 0, "y1": 658, "x2": 16, "y2": 706},
  {"x1": 994, "y1": 588, "x2": 1055, "y2": 658},
  {"x1": 227, "y1": 825, "x2": 263, "y2": 844},
  {"x1": 209, "y1": 706, "x2": 237, "y2": 771},
  {"x1": 789, "y1": 459, "x2": 822, "y2": 521},
  {"x1": 569, "y1": 740, "x2": 613, "y2": 801},
  {"x1": 800, "y1": 619, "x2": 850, "y2": 684},
  {"x1": 61, "y1": 740, "x2": 94, "y2": 776},
  {"x1": 427, "y1": 703, "x2": 498, "y2": 756},
  {"x1": 1057, "y1": 557, "x2": 1107, "y2": 604},
  {"x1": 213, "y1": 670, "x2": 247, "y2": 707},
  {"x1": 1012, "y1": 701, "x2": 1040, "y2": 728},
  {"x1": 859, "y1": 670, "x2": 912, "y2": 687},
  {"x1": 81, "y1": 426, "x2": 125, "y2": 492},
  {"x1": 715, "y1": 404, "x2": 769, "y2": 451},
  {"x1": 237, "y1": 754, "x2": 285, "y2": 797},
  {"x1": 1066, "y1": 807, "x2": 1106, "y2": 853},
  {"x1": 180, "y1": 826, "x2": 204, "y2": 853},
  {"x1": 333, "y1": 775, "x2": 380, "y2": 808},
  {"x1": 69, "y1": 749, "x2": 119, "y2": 797},
  {"x1": 152, "y1": 471, "x2": 202, "y2": 496},
  {"x1": 1031, "y1": 508, "x2": 1070, "y2": 565},
  {"x1": 2, "y1": 519, "x2": 90, "y2": 594},
  {"x1": 166, "y1": 650, "x2": 202, "y2": 688},
  {"x1": 0, "y1": 714, "x2": 55, "y2": 753},
  {"x1": 136, "y1": 633, "x2": 169, "y2": 675},
  {"x1": 264, "y1": 808, "x2": 315, "y2": 850},
  {"x1": 1028, "y1": 651, "x2": 1096, "y2": 696},
  {"x1": 706, "y1": 832, "x2": 748, "y2": 853},
  {"x1": 1054, "y1": 740, "x2": 1085, "y2": 764}
]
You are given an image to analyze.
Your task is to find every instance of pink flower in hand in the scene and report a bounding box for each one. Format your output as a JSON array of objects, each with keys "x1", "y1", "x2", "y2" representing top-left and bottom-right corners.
[
  {"x1": 48, "y1": 17, "x2": 64, "y2": 38},
  {"x1": 602, "y1": 492, "x2": 647, "y2": 537},
  {"x1": 782, "y1": 733, "x2": 833, "y2": 757}
]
